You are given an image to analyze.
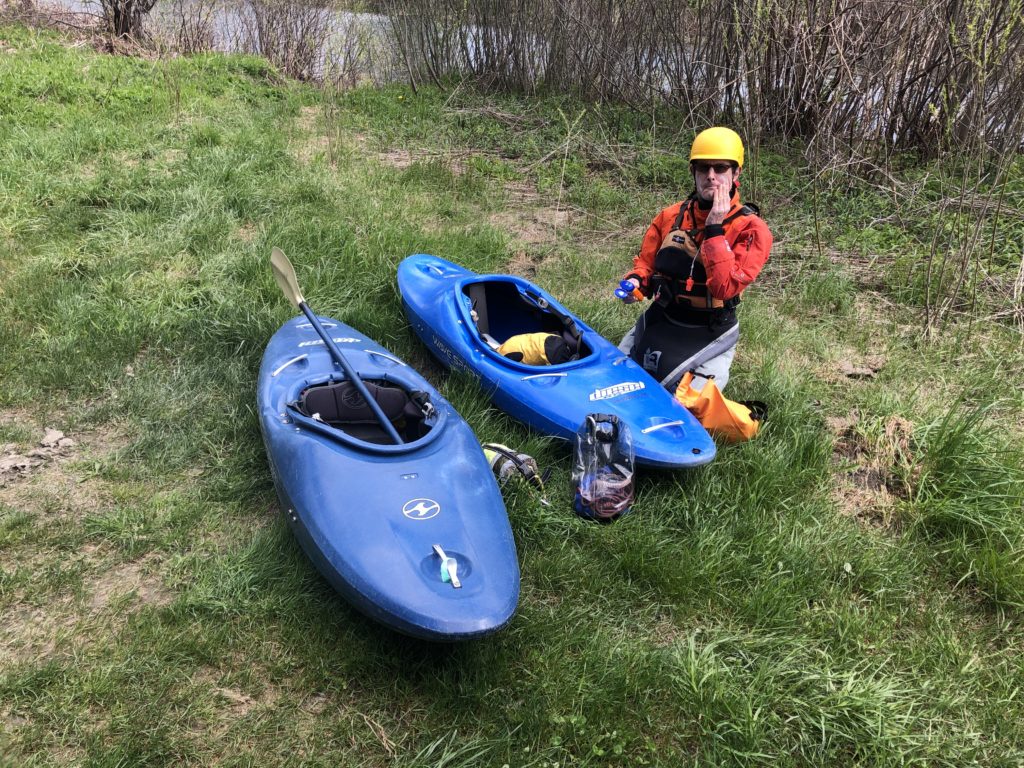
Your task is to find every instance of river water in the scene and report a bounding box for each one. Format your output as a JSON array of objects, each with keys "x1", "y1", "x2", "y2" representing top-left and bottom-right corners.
[{"x1": 41, "y1": 0, "x2": 399, "y2": 82}]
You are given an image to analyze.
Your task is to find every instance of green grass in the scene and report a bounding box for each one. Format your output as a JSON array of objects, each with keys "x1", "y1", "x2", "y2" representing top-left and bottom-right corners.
[{"x1": 2, "y1": 22, "x2": 1024, "y2": 767}]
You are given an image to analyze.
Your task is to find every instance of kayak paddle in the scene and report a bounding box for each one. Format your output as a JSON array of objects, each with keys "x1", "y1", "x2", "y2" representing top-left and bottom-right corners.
[{"x1": 270, "y1": 247, "x2": 404, "y2": 445}]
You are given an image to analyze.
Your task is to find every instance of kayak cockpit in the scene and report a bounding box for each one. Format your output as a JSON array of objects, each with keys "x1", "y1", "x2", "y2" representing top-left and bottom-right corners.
[
  {"x1": 459, "y1": 278, "x2": 594, "y2": 367},
  {"x1": 290, "y1": 377, "x2": 440, "y2": 448}
]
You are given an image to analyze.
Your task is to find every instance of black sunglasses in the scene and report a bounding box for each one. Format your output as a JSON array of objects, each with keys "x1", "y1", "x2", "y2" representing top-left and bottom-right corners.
[{"x1": 692, "y1": 161, "x2": 735, "y2": 174}]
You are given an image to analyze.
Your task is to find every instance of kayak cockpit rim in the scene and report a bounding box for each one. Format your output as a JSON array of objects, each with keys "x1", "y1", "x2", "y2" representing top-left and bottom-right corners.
[
  {"x1": 283, "y1": 372, "x2": 449, "y2": 455},
  {"x1": 453, "y1": 275, "x2": 597, "y2": 373}
]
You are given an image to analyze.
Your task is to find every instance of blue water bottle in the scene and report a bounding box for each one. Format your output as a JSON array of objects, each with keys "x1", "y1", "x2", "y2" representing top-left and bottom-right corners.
[{"x1": 613, "y1": 280, "x2": 644, "y2": 302}]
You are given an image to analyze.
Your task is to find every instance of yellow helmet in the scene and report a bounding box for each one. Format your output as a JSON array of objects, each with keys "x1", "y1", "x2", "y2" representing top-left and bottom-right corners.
[{"x1": 690, "y1": 127, "x2": 744, "y2": 168}]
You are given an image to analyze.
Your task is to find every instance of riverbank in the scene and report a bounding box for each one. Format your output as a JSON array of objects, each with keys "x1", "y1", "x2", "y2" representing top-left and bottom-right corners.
[{"x1": 2, "y1": 23, "x2": 1023, "y2": 766}]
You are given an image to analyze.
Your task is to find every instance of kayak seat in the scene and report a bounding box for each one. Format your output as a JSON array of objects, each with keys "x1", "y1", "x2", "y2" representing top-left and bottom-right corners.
[
  {"x1": 463, "y1": 281, "x2": 591, "y2": 363},
  {"x1": 296, "y1": 379, "x2": 433, "y2": 444}
]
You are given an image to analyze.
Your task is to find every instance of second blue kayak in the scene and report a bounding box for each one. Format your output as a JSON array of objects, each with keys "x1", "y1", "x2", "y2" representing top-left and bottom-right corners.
[{"x1": 397, "y1": 254, "x2": 716, "y2": 469}]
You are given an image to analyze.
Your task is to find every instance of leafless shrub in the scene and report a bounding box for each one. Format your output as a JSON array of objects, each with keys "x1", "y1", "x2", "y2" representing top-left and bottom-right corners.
[
  {"x1": 381, "y1": 0, "x2": 1024, "y2": 163},
  {"x1": 0, "y1": 0, "x2": 36, "y2": 21},
  {"x1": 912, "y1": 149, "x2": 1022, "y2": 334},
  {"x1": 233, "y1": 0, "x2": 334, "y2": 81},
  {"x1": 322, "y1": 12, "x2": 391, "y2": 88},
  {"x1": 0, "y1": 0, "x2": 101, "y2": 33},
  {"x1": 159, "y1": 0, "x2": 217, "y2": 54}
]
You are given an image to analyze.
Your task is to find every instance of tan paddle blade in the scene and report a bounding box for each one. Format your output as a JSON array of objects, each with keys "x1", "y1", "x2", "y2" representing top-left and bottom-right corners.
[{"x1": 270, "y1": 247, "x2": 304, "y2": 308}]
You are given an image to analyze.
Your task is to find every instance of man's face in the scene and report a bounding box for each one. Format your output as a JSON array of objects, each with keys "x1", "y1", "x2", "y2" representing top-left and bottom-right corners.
[{"x1": 692, "y1": 160, "x2": 739, "y2": 202}]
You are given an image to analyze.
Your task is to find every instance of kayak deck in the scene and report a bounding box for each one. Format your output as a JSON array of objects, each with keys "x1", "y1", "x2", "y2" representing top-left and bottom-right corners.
[
  {"x1": 257, "y1": 314, "x2": 520, "y2": 641},
  {"x1": 398, "y1": 254, "x2": 717, "y2": 468}
]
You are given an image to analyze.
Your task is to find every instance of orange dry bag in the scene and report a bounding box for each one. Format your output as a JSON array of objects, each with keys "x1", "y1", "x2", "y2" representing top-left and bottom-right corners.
[{"x1": 674, "y1": 372, "x2": 765, "y2": 442}]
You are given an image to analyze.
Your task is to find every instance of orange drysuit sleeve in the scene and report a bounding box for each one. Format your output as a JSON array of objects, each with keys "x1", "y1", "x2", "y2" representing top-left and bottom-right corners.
[
  {"x1": 701, "y1": 216, "x2": 773, "y2": 300},
  {"x1": 624, "y1": 196, "x2": 773, "y2": 301},
  {"x1": 624, "y1": 205, "x2": 679, "y2": 293}
]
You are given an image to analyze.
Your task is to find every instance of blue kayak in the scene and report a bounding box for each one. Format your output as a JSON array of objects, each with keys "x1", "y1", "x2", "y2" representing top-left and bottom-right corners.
[
  {"x1": 397, "y1": 254, "x2": 716, "y2": 469},
  {"x1": 257, "y1": 314, "x2": 520, "y2": 641}
]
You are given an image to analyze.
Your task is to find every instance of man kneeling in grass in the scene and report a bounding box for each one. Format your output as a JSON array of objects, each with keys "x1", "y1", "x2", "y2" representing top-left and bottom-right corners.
[{"x1": 617, "y1": 126, "x2": 773, "y2": 392}]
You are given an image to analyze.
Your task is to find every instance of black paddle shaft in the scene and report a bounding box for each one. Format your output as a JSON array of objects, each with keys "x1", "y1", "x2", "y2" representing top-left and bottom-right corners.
[{"x1": 297, "y1": 303, "x2": 404, "y2": 445}]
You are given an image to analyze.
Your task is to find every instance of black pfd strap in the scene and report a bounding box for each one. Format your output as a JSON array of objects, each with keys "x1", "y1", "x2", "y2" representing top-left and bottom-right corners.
[
  {"x1": 672, "y1": 197, "x2": 693, "y2": 231},
  {"x1": 725, "y1": 204, "x2": 757, "y2": 226}
]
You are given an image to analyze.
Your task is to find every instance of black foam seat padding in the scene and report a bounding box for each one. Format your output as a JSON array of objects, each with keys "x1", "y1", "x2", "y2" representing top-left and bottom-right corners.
[{"x1": 300, "y1": 380, "x2": 408, "y2": 426}]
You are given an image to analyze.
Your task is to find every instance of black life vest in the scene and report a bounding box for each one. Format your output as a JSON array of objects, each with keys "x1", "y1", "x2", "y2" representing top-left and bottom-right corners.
[{"x1": 652, "y1": 195, "x2": 761, "y2": 315}]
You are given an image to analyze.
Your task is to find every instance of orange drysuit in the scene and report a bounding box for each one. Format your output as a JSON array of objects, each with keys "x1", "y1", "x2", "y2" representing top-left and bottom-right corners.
[{"x1": 624, "y1": 189, "x2": 773, "y2": 308}]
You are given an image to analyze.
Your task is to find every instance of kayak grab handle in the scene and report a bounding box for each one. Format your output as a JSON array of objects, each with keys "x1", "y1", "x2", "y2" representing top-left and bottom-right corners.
[
  {"x1": 641, "y1": 419, "x2": 686, "y2": 434},
  {"x1": 521, "y1": 372, "x2": 567, "y2": 381},
  {"x1": 419, "y1": 261, "x2": 461, "y2": 278},
  {"x1": 364, "y1": 350, "x2": 407, "y2": 367},
  {"x1": 271, "y1": 354, "x2": 309, "y2": 377}
]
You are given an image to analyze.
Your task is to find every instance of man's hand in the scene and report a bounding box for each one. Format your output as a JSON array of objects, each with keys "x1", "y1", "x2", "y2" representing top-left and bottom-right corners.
[
  {"x1": 615, "y1": 277, "x2": 642, "y2": 303},
  {"x1": 704, "y1": 178, "x2": 731, "y2": 227}
]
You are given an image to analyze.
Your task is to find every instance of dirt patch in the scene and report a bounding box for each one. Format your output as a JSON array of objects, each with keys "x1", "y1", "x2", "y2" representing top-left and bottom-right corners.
[
  {"x1": 1, "y1": 704, "x2": 30, "y2": 729},
  {"x1": 297, "y1": 105, "x2": 318, "y2": 133},
  {"x1": 215, "y1": 686, "x2": 258, "y2": 713},
  {"x1": 490, "y1": 206, "x2": 571, "y2": 248},
  {"x1": 375, "y1": 147, "x2": 478, "y2": 175},
  {"x1": 235, "y1": 222, "x2": 259, "y2": 243},
  {"x1": 291, "y1": 106, "x2": 342, "y2": 166},
  {"x1": 822, "y1": 351, "x2": 888, "y2": 382},
  {"x1": 506, "y1": 248, "x2": 548, "y2": 278},
  {"x1": 160, "y1": 148, "x2": 185, "y2": 164},
  {"x1": 294, "y1": 133, "x2": 331, "y2": 166},
  {"x1": 0, "y1": 413, "x2": 147, "y2": 667},
  {"x1": 89, "y1": 554, "x2": 172, "y2": 611},
  {"x1": 300, "y1": 692, "x2": 330, "y2": 715},
  {"x1": 114, "y1": 150, "x2": 140, "y2": 170},
  {"x1": 184, "y1": 665, "x2": 287, "y2": 743},
  {"x1": 828, "y1": 412, "x2": 916, "y2": 528},
  {"x1": 0, "y1": 427, "x2": 75, "y2": 484},
  {"x1": 0, "y1": 600, "x2": 82, "y2": 666},
  {"x1": 649, "y1": 617, "x2": 688, "y2": 649},
  {"x1": 835, "y1": 355, "x2": 887, "y2": 379},
  {"x1": 505, "y1": 180, "x2": 541, "y2": 204},
  {"x1": 0, "y1": 553, "x2": 161, "y2": 662},
  {"x1": 0, "y1": 464, "x2": 110, "y2": 524},
  {"x1": 1, "y1": 549, "x2": 174, "y2": 669},
  {"x1": 378, "y1": 148, "x2": 414, "y2": 170},
  {"x1": 0, "y1": 417, "x2": 127, "y2": 520}
]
